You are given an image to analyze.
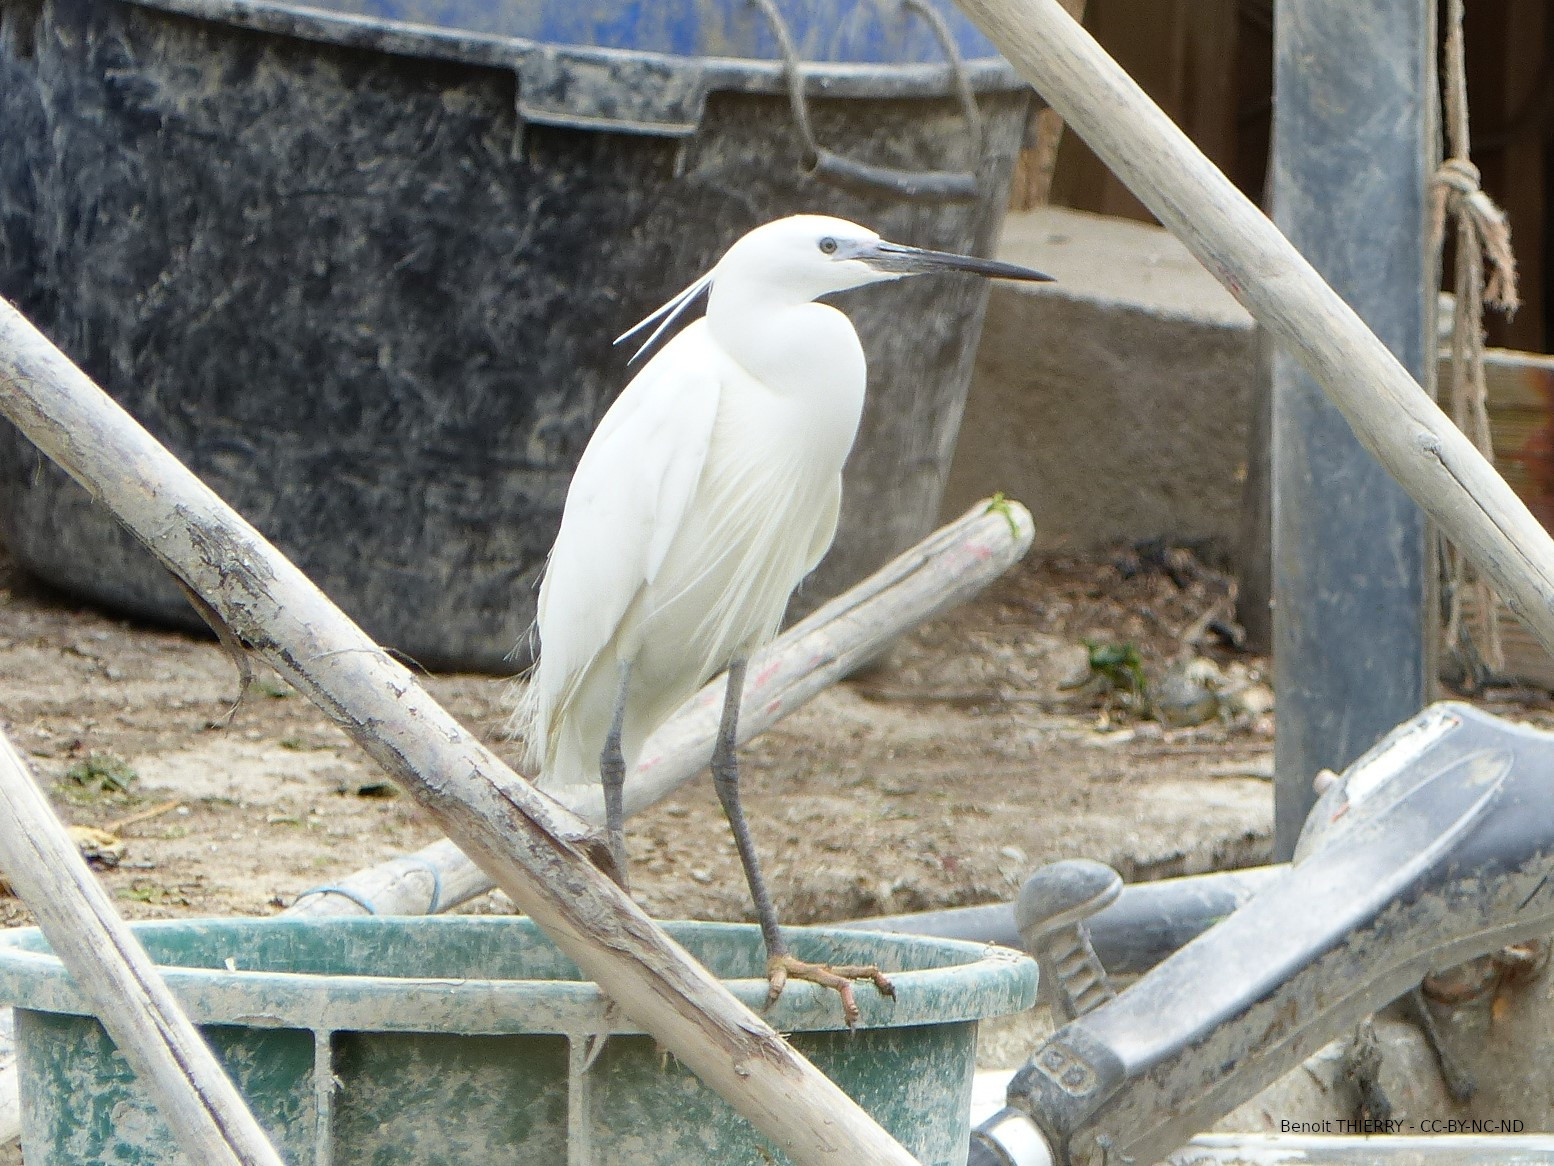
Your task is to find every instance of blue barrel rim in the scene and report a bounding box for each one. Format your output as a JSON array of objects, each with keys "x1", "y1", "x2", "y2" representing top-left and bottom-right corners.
[
  {"x1": 121, "y1": 0, "x2": 1029, "y2": 135},
  {"x1": 124, "y1": 0, "x2": 1022, "y2": 67},
  {"x1": 0, "y1": 917, "x2": 1037, "y2": 1035}
]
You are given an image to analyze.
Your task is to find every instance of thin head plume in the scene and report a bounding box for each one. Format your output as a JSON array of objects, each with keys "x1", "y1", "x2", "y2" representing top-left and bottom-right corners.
[{"x1": 614, "y1": 269, "x2": 715, "y2": 363}]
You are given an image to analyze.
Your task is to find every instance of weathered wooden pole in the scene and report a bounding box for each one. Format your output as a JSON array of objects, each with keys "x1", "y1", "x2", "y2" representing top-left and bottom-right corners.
[
  {"x1": 0, "y1": 730, "x2": 283, "y2": 1165},
  {"x1": 1270, "y1": 1, "x2": 1438, "y2": 857}
]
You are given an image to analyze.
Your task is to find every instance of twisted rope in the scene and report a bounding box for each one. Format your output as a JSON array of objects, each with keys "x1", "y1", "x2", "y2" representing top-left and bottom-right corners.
[{"x1": 1433, "y1": 0, "x2": 1520, "y2": 681}]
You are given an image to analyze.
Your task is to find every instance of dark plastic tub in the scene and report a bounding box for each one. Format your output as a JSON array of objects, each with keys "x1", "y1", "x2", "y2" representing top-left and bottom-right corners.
[{"x1": 0, "y1": 0, "x2": 1029, "y2": 671}]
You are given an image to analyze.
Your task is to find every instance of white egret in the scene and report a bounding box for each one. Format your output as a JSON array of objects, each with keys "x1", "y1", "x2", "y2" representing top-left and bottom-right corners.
[{"x1": 517, "y1": 214, "x2": 1051, "y2": 1023}]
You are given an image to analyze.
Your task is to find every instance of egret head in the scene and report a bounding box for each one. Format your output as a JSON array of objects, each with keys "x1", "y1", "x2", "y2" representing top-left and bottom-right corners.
[
  {"x1": 717, "y1": 214, "x2": 1055, "y2": 302},
  {"x1": 617, "y1": 214, "x2": 1052, "y2": 361}
]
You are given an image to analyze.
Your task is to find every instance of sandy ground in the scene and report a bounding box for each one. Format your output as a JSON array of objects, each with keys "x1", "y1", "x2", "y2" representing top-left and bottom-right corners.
[{"x1": 0, "y1": 541, "x2": 1281, "y2": 933}]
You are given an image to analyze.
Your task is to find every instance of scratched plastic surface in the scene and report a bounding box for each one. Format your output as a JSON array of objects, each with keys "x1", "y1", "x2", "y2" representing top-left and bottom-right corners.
[{"x1": 0, "y1": 917, "x2": 1036, "y2": 1165}]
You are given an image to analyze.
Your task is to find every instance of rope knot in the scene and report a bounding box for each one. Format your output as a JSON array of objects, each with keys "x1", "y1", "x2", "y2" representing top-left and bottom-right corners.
[
  {"x1": 1435, "y1": 156, "x2": 1482, "y2": 198},
  {"x1": 1431, "y1": 155, "x2": 1519, "y2": 314}
]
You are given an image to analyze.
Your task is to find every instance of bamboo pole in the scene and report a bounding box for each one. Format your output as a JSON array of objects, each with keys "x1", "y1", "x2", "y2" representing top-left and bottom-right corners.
[
  {"x1": 954, "y1": 0, "x2": 1554, "y2": 661},
  {"x1": 290, "y1": 498, "x2": 1034, "y2": 917},
  {"x1": 0, "y1": 297, "x2": 923, "y2": 1166},
  {"x1": 0, "y1": 730, "x2": 283, "y2": 1165}
]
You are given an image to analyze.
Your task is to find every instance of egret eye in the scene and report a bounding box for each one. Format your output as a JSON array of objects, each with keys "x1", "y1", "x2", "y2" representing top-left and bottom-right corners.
[{"x1": 818, "y1": 237, "x2": 838, "y2": 255}]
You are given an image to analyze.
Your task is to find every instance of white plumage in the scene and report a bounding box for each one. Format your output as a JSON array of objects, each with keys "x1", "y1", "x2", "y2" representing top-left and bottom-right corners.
[
  {"x1": 513, "y1": 214, "x2": 1049, "y2": 1021},
  {"x1": 519, "y1": 216, "x2": 871, "y2": 791}
]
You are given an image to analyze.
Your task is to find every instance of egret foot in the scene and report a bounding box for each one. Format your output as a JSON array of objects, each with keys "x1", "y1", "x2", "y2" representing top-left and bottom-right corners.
[
  {"x1": 711, "y1": 660, "x2": 894, "y2": 1027},
  {"x1": 765, "y1": 952, "x2": 895, "y2": 1029}
]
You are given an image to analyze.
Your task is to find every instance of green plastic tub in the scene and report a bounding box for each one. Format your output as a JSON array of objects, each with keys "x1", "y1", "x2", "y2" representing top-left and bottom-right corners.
[{"x1": 0, "y1": 917, "x2": 1036, "y2": 1165}]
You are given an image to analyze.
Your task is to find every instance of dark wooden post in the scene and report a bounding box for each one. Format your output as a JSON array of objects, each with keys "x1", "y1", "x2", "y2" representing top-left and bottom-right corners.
[{"x1": 1271, "y1": 1, "x2": 1437, "y2": 858}]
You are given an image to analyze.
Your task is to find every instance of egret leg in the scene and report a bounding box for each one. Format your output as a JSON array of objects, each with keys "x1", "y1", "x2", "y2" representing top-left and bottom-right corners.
[
  {"x1": 711, "y1": 658, "x2": 894, "y2": 1028},
  {"x1": 599, "y1": 660, "x2": 631, "y2": 891}
]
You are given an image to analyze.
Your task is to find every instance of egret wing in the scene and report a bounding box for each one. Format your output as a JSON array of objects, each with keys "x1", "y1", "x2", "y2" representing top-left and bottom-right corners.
[
  {"x1": 803, "y1": 476, "x2": 843, "y2": 575},
  {"x1": 533, "y1": 325, "x2": 722, "y2": 717}
]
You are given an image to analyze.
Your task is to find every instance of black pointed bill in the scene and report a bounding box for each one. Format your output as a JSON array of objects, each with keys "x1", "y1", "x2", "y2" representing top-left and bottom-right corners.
[{"x1": 862, "y1": 240, "x2": 1054, "y2": 282}]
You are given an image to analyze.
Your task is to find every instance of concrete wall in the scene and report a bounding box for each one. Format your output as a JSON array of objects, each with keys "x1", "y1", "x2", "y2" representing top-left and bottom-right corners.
[{"x1": 944, "y1": 207, "x2": 1261, "y2": 554}]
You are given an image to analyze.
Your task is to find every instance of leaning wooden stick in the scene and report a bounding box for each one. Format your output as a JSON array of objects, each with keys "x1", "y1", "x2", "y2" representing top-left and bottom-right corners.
[
  {"x1": 956, "y1": 0, "x2": 1554, "y2": 658},
  {"x1": 0, "y1": 729, "x2": 283, "y2": 1165},
  {"x1": 289, "y1": 499, "x2": 1032, "y2": 917},
  {"x1": 0, "y1": 297, "x2": 923, "y2": 1166}
]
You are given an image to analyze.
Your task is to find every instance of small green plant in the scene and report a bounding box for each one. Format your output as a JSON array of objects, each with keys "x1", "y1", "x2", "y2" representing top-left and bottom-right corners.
[
  {"x1": 984, "y1": 491, "x2": 1022, "y2": 538},
  {"x1": 63, "y1": 752, "x2": 137, "y2": 795},
  {"x1": 1084, "y1": 639, "x2": 1148, "y2": 700}
]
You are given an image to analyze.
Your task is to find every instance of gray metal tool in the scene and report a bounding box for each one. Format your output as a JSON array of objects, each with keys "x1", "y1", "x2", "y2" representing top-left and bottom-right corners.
[
  {"x1": 1021, "y1": 860, "x2": 1122, "y2": 1023},
  {"x1": 972, "y1": 701, "x2": 1554, "y2": 1166}
]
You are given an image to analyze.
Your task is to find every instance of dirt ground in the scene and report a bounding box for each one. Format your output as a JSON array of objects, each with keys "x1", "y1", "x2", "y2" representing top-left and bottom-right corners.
[{"x1": 0, "y1": 538, "x2": 1288, "y2": 932}]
